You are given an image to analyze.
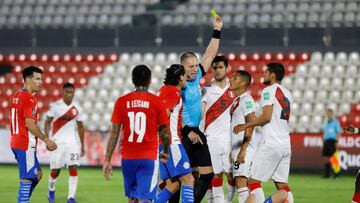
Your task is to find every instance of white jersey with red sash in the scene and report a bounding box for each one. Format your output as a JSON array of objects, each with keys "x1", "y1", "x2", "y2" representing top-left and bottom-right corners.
[
  {"x1": 47, "y1": 99, "x2": 85, "y2": 144},
  {"x1": 200, "y1": 81, "x2": 235, "y2": 143}
]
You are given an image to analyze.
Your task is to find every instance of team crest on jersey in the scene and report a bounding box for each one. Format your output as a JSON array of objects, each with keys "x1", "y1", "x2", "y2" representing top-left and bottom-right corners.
[
  {"x1": 245, "y1": 101, "x2": 253, "y2": 109},
  {"x1": 71, "y1": 108, "x2": 78, "y2": 116},
  {"x1": 183, "y1": 162, "x2": 190, "y2": 169},
  {"x1": 228, "y1": 91, "x2": 235, "y2": 98},
  {"x1": 263, "y1": 92, "x2": 270, "y2": 100}
]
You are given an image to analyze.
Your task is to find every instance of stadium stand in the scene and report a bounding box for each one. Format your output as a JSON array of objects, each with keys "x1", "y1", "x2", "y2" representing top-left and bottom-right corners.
[
  {"x1": 1, "y1": 52, "x2": 359, "y2": 133},
  {"x1": 0, "y1": 0, "x2": 359, "y2": 27}
]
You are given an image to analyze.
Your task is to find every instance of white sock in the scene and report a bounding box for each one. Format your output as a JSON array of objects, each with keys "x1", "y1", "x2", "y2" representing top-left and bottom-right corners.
[
  {"x1": 212, "y1": 186, "x2": 225, "y2": 203},
  {"x1": 206, "y1": 187, "x2": 214, "y2": 203},
  {"x1": 287, "y1": 191, "x2": 294, "y2": 203},
  {"x1": 226, "y1": 183, "x2": 235, "y2": 203},
  {"x1": 68, "y1": 175, "x2": 78, "y2": 199},
  {"x1": 237, "y1": 187, "x2": 249, "y2": 203},
  {"x1": 48, "y1": 174, "x2": 57, "y2": 191},
  {"x1": 249, "y1": 184, "x2": 265, "y2": 203}
]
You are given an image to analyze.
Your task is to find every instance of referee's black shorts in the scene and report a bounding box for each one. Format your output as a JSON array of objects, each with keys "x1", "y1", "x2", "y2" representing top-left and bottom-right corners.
[
  {"x1": 181, "y1": 127, "x2": 212, "y2": 168},
  {"x1": 322, "y1": 139, "x2": 337, "y2": 157}
]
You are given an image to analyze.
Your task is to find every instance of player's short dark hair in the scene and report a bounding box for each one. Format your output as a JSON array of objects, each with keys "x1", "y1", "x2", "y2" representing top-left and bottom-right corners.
[
  {"x1": 212, "y1": 55, "x2": 228, "y2": 68},
  {"x1": 132, "y1": 65, "x2": 151, "y2": 87},
  {"x1": 235, "y1": 70, "x2": 252, "y2": 87},
  {"x1": 22, "y1": 66, "x2": 43, "y2": 81},
  {"x1": 180, "y1": 52, "x2": 197, "y2": 64},
  {"x1": 164, "y1": 64, "x2": 185, "y2": 86},
  {"x1": 267, "y1": 62, "x2": 285, "y2": 82},
  {"x1": 63, "y1": 82, "x2": 75, "y2": 89}
]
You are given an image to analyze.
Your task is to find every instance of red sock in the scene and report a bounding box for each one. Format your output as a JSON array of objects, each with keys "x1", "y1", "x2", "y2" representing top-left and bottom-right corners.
[
  {"x1": 283, "y1": 186, "x2": 291, "y2": 192},
  {"x1": 69, "y1": 169, "x2": 78, "y2": 177},
  {"x1": 353, "y1": 192, "x2": 360, "y2": 203},
  {"x1": 249, "y1": 183, "x2": 261, "y2": 192},
  {"x1": 212, "y1": 177, "x2": 222, "y2": 187},
  {"x1": 50, "y1": 171, "x2": 59, "y2": 179},
  {"x1": 227, "y1": 179, "x2": 235, "y2": 187}
]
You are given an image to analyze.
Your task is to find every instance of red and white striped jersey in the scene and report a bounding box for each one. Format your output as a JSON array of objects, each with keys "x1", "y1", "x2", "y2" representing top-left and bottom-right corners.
[
  {"x1": 260, "y1": 83, "x2": 293, "y2": 147},
  {"x1": 10, "y1": 89, "x2": 39, "y2": 150},
  {"x1": 47, "y1": 99, "x2": 85, "y2": 144},
  {"x1": 158, "y1": 85, "x2": 182, "y2": 144},
  {"x1": 200, "y1": 81, "x2": 236, "y2": 143},
  {"x1": 230, "y1": 92, "x2": 261, "y2": 149}
]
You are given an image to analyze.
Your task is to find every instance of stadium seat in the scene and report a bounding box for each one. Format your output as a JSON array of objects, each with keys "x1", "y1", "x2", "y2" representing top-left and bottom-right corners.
[
  {"x1": 346, "y1": 65, "x2": 358, "y2": 76},
  {"x1": 349, "y1": 52, "x2": 360, "y2": 65},
  {"x1": 311, "y1": 52, "x2": 322, "y2": 65},
  {"x1": 315, "y1": 90, "x2": 327, "y2": 102},
  {"x1": 331, "y1": 78, "x2": 343, "y2": 90},
  {"x1": 305, "y1": 78, "x2": 318, "y2": 90},
  {"x1": 303, "y1": 90, "x2": 315, "y2": 102},
  {"x1": 344, "y1": 78, "x2": 356, "y2": 90},
  {"x1": 319, "y1": 78, "x2": 330, "y2": 90}
]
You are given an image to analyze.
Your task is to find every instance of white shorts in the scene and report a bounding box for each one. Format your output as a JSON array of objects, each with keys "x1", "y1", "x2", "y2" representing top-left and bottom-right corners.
[
  {"x1": 49, "y1": 142, "x2": 81, "y2": 169},
  {"x1": 231, "y1": 143, "x2": 257, "y2": 178},
  {"x1": 207, "y1": 141, "x2": 232, "y2": 174},
  {"x1": 250, "y1": 142, "x2": 291, "y2": 183}
]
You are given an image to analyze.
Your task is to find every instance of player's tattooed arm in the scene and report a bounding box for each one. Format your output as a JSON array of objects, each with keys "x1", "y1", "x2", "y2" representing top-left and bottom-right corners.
[
  {"x1": 104, "y1": 123, "x2": 121, "y2": 162},
  {"x1": 158, "y1": 124, "x2": 170, "y2": 153},
  {"x1": 103, "y1": 124, "x2": 120, "y2": 180},
  {"x1": 26, "y1": 118, "x2": 57, "y2": 151},
  {"x1": 159, "y1": 124, "x2": 170, "y2": 162}
]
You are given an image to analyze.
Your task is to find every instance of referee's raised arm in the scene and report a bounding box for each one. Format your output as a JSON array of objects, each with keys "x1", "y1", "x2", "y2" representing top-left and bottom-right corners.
[{"x1": 200, "y1": 15, "x2": 223, "y2": 73}]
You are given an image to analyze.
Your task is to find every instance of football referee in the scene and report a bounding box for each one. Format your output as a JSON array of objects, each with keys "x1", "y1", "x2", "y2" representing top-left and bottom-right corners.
[{"x1": 179, "y1": 15, "x2": 223, "y2": 203}]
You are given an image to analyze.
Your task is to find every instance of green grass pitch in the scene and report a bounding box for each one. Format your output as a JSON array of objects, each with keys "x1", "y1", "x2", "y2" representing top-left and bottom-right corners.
[{"x1": 0, "y1": 165, "x2": 355, "y2": 203}]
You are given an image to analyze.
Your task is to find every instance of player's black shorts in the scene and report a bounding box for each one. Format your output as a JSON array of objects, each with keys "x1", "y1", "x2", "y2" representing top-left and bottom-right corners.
[
  {"x1": 181, "y1": 127, "x2": 212, "y2": 168},
  {"x1": 322, "y1": 140, "x2": 336, "y2": 156}
]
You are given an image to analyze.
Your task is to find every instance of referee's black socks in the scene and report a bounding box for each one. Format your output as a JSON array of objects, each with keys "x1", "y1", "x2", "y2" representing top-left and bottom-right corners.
[{"x1": 194, "y1": 172, "x2": 214, "y2": 203}]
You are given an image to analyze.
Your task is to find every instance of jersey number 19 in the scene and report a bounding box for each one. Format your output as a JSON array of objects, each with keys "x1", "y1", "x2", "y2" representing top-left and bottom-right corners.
[{"x1": 127, "y1": 112, "x2": 146, "y2": 143}]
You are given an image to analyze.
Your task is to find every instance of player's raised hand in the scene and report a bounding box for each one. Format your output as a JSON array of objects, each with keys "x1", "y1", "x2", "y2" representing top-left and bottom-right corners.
[
  {"x1": 236, "y1": 149, "x2": 246, "y2": 164},
  {"x1": 213, "y1": 16, "x2": 223, "y2": 31},
  {"x1": 45, "y1": 139, "x2": 57, "y2": 151},
  {"x1": 103, "y1": 161, "x2": 113, "y2": 181},
  {"x1": 160, "y1": 151, "x2": 169, "y2": 163},
  {"x1": 188, "y1": 131, "x2": 203, "y2": 145},
  {"x1": 343, "y1": 126, "x2": 355, "y2": 134},
  {"x1": 233, "y1": 124, "x2": 247, "y2": 134}
]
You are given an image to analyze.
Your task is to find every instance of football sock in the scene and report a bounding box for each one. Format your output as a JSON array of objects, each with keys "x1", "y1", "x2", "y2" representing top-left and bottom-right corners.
[
  {"x1": 18, "y1": 181, "x2": 32, "y2": 203},
  {"x1": 194, "y1": 172, "x2": 214, "y2": 203},
  {"x1": 226, "y1": 179, "x2": 235, "y2": 203},
  {"x1": 68, "y1": 170, "x2": 78, "y2": 199},
  {"x1": 212, "y1": 177, "x2": 224, "y2": 202},
  {"x1": 283, "y1": 186, "x2": 294, "y2": 203},
  {"x1": 169, "y1": 189, "x2": 180, "y2": 203},
  {"x1": 352, "y1": 192, "x2": 360, "y2": 203},
  {"x1": 238, "y1": 187, "x2": 249, "y2": 203},
  {"x1": 249, "y1": 183, "x2": 265, "y2": 203},
  {"x1": 48, "y1": 171, "x2": 59, "y2": 192},
  {"x1": 205, "y1": 183, "x2": 213, "y2": 203},
  {"x1": 29, "y1": 179, "x2": 39, "y2": 196},
  {"x1": 154, "y1": 188, "x2": 173, "y2": 203},
  {"x1": 182, "y1": 184, "x2": 194, "y2": 203}
]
